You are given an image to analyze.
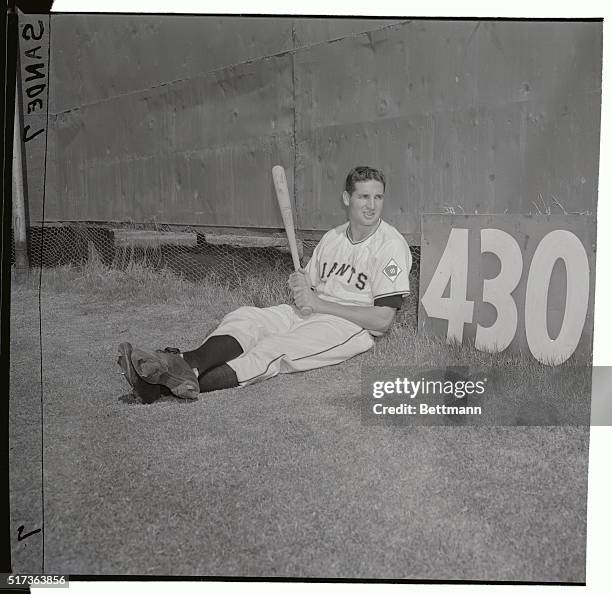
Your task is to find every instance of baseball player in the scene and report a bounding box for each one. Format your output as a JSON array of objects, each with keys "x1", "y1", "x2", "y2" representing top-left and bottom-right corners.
[{"x1": 117, "y1": 166, "x2": 412, "y2": 401}]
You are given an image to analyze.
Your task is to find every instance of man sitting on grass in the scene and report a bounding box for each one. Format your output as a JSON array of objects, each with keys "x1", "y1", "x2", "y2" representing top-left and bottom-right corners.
[{"x1": 118, "y1": 166, "x2": 412, "y2": 401}]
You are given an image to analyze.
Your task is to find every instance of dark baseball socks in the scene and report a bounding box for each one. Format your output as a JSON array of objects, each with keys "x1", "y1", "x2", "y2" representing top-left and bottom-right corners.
[
  {"x1": 181, "y1": 335, "x2": 242, "y2": 392},
  {"x1": 198, "y1": 363, "x2": 240, "y2": 392}
]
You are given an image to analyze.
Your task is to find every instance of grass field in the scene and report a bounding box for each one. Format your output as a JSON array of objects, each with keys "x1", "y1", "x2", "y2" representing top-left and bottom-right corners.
[{"x1": 9, "y1": 260, "x2": 589, "y2": 581}]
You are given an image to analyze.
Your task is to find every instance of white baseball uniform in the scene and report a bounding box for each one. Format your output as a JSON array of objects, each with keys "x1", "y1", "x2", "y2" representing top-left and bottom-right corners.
[{"x1": 207, "y1": 218, "x2": 412, "y2": 386}]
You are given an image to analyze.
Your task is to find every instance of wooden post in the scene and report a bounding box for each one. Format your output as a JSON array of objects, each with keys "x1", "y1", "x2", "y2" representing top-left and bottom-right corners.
[{"x1": 12, "y1": 72, "x2": 29, "y2": 271}]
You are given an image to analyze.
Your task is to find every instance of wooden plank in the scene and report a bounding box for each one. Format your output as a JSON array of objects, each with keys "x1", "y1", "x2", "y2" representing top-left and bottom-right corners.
[
  {"x1": 12, "y1": 78, "x2": 28, "y2": 269},
  {"x1": 113, "y1": 229, "x2": 197, "y2": 247},
  {"x1": 204, "y1": 233, "x2": 303, "y2": 257}
]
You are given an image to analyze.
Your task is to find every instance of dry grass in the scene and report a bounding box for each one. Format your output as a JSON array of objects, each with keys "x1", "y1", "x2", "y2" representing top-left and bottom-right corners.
[
  {"x1": 531, "y1": 193, "x2": 593, "y2": 216},
  {"x1": 17, "y1": 250, "x2": 293, "y2": 312}
]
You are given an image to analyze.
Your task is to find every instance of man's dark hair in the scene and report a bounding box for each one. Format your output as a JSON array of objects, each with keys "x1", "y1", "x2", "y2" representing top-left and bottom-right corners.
[{"x1": 344, "y1": 166, "x2": 386, "y2": 195}]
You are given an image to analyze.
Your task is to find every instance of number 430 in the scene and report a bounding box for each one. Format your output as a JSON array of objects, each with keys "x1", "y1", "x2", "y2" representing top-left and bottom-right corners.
[{"x1": 421, "y1": 228, "x2": 590, "y2": 365}]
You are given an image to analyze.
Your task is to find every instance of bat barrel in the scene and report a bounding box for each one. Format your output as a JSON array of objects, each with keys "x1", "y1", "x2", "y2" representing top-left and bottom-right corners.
[{"x1": 272, "y1": 165, "x2": 301, "y2": 271}]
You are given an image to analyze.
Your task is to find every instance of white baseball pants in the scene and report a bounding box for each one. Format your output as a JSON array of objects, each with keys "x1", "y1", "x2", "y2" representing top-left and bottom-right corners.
[{"x1": 207, "y1": 304, "x2": 374, "y2": 386}]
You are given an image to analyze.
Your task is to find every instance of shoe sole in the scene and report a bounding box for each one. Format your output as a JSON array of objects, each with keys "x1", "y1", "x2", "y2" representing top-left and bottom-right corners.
[
  {"x1": 117, "y1": 342, "x2": 160, "y2": 403},
  {"x1": 130, "y1": 348, "x2": 199, "y2": 400}
]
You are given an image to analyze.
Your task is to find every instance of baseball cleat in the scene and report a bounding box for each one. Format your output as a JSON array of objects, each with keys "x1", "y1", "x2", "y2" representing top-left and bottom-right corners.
[
  {"x1": 117, "y1": 342, "x2": 161, "y2": 404},
  {"x1": 129, "y1": 346, "x2": 200, "y2": 400}
]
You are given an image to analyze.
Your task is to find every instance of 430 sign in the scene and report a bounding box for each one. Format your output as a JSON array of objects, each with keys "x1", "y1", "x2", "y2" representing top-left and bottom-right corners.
[{"x1": 418, "y1": 215, "x2": 595, "y2": 365}]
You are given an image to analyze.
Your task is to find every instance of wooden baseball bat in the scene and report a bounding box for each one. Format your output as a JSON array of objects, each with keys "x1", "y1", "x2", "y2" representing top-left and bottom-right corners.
[{"x1": 272, "y1": 165, "x2": 312, "y2": 316}]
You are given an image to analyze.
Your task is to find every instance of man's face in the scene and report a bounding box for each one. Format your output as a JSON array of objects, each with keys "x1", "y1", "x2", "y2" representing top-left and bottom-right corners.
[{"x1": 342, "y1": 179, "x2": 385, "y2": 228}]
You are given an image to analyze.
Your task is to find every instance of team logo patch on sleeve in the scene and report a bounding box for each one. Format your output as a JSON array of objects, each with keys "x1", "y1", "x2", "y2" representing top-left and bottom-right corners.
[{"x1": 382, "y1": 258, "x2": 402, "y2": 282}]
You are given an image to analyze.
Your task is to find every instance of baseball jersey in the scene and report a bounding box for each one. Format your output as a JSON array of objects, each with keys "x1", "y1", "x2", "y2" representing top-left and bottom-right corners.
[{"x1": 305, "y1": 219, "x2": 412, "y2": 307}]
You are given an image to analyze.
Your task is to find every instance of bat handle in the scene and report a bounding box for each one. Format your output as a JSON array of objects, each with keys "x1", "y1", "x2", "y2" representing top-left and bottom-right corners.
[
  {"x1": 292, "y1": 265, "x2": 313, "y2": 316},
  {"x1": 295, "y1": 268, "x2": 313, "y2": 316}
]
